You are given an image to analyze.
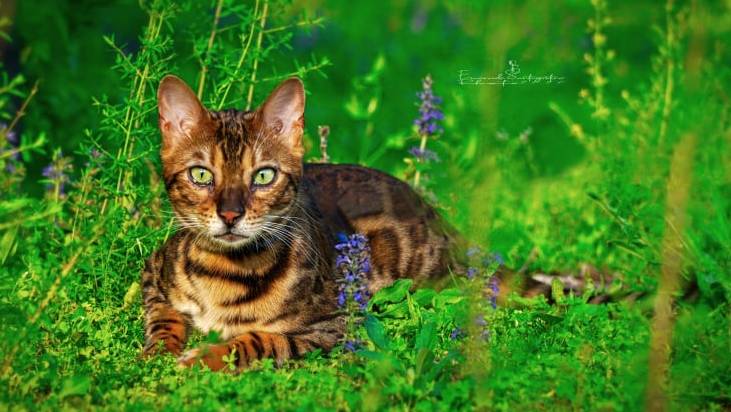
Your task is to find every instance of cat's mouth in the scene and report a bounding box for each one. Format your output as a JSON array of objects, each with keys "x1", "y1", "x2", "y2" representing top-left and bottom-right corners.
[{"x1": 214, "y1": 232, "x2": 249, "y2": 243}]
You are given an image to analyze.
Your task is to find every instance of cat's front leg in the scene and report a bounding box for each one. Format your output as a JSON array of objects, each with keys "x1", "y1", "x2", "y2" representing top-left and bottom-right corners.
[
  {"x1": 143, "y1": 304, "x2": 189, "y2": 357},
  {"x1": 141, "y1": 254, "x2": 189, "y2": 357},
  {"x1": 178, "y1": 329, "x2": 340, "y2": 371}
]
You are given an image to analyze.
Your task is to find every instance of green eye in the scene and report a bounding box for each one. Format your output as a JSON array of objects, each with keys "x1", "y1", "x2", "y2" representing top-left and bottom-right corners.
[
  {"x1": 253, "y1": 167, "x2": 276, "y2": 186},
  {"x1": 189, "y1": 166, "x2": 213, "y2": 186}
]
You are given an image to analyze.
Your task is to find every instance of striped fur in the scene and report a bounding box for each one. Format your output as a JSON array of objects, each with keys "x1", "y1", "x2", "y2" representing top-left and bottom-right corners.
[{"x1": 142, "y1": 76, "x2": 459, "y2": 371}]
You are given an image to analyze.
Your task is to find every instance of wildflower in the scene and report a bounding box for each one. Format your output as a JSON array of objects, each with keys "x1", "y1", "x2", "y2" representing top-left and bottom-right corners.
[
  {"x1": 474, "y1": 315, "x2": 491, "y2": 341},
  {"x1": 413, "y1": 74, "x2": 444, "y2": 136},
  {"x1": 466, "y1": 267, "x2": 478, "y2": 280},
  {"x1": 466, "y1": 246, "x2": 481, "y2": 258},
  {"x1": 6, "y1": 129, "x2": 17, "y2": 147},
  {"x1": 85, "y1": 147, "x2": 103, "y2": 168},
  {"x1": 410, "y1": 74, "x2": 444, "y2": 189},
  {"x1": 343, "y1": 340, "x2": 361, "y2": 353},
  {"x1": 408, "y1": 146, "x2": 440, "y2": 162},
  {"x1": 42, "y1": 151, "x2": 72, "y2": 196},
  {"x1": 486, "y1": 276, "x2": 500, "y2": 309},
  {"x1": 449, "y1": 327, "x2": 465, "y2": 341},
  {"x1": 491, "y1": 252, "x2": 505, "y2": 266},
  {"x1": 482, "y1": 251, "x2": 505, "y2": 268},
  {"x1": 5, "y1": 130, "x2": 20, "y2": 161},
  {"x1": 2, "y1": 124, "x2": 20, "y2": 168},
  {"x1": 335, "y1": 233, "x2": 372, "y2": 353},
  {"x1": 335, "y1": 233, "x2": 371, "y2": 312}
]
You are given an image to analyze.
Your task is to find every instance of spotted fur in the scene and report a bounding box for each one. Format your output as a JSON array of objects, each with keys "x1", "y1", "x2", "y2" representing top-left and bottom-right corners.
[{"x1": 142, "y1": 75, "x2": 459, "y2": 371}]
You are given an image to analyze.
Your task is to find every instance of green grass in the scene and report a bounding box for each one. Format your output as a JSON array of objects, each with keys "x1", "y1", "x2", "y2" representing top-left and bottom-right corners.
[{"x1": 1, "y1": 0, "x2": 730, "y2": 410}]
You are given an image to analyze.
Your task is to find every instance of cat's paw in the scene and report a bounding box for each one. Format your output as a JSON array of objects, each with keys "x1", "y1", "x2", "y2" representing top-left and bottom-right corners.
[
  {"x1": 142, "y1": 336, "x2": 184, "y2": 358},
  {"x1": 177, "y1": 344, "x2": 231, "y2": 371}
]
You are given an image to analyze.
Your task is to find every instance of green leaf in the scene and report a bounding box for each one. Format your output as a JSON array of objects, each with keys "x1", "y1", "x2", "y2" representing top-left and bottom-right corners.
[
  {"x1": 414, "y1": 349, "x2": 434, "y2": 377},
  {"x1": 0, "y1": 225, "x2": 18, "y2": 264},
  {"x1": 415, "y1": 320, "x2": 437, "y2": 351},
  {"x1": 412, "y1": 288, "x2": 437, "y2": 308},
  {"x1": 379, "y1": 302, "x2": 410, "y2": 319},
  {"x1": 433, "y1": 288, "x2": 464, "y2": 307},
  {"x1": 356, "y1": 350, "x2": 387, "y2": 362},
  {"x1": 369, "y1": 279, "x2": 413, "y2": 307},
  {"x1": 59, "y1": 375, "x2": 90, "y2": 398},
  {"x1": 365, "y1": 315, "x2": 390, "y2": 350}
]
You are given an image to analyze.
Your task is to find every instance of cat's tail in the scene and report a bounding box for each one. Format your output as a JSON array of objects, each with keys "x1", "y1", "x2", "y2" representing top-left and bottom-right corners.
[{"x1": 495, "y1": 263, "x2": 645, "y2": 306}]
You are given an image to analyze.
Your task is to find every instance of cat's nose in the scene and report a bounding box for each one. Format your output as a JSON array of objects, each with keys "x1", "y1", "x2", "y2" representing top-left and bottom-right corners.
[
  {"x1": 217, "y1": 187, "x2": 245, "y2": 226},
  {"x1": 218, "y1": 209, "x2": 242, "y2": 226}
]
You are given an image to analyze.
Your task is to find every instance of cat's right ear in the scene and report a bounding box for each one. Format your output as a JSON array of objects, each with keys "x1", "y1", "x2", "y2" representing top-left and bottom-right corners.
[{"x1": 157, "y1": 75, "x2": 208, "y2": 149}]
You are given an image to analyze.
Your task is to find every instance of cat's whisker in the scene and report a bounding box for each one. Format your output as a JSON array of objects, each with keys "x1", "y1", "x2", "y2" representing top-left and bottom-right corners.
[{"x1": 259, "y1": 220, "x2": 324, "y2": 269}]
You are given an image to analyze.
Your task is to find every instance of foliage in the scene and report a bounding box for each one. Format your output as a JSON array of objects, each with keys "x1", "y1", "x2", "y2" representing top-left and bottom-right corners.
[{"x1": 1, "y1": 0, "x2": 730, "y2": 410}]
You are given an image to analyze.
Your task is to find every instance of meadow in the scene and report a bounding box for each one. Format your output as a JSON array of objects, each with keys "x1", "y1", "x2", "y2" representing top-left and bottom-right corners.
[{"x1": 0, "y1": 0, "x2": 730, "y2": 410}]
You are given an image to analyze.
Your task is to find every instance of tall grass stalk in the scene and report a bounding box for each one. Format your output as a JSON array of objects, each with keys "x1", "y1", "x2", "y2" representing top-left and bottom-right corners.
[{"x1": 645, "y1": 133, "x2": 696, "y2": 411}]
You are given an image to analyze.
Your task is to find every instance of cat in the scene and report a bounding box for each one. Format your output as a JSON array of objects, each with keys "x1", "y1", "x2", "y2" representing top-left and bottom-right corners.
[{"x1": 141, "y1": 75, "x2": 461, "y2": 371}]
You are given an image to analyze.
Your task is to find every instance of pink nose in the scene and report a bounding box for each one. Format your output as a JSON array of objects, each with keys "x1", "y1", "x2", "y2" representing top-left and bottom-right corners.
[{"x1": 219, "y1": 210, "x2": 241, "y2": 225}]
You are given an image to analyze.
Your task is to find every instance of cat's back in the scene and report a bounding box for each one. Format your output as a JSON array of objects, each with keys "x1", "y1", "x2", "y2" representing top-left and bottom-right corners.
[{"x1": 303, "y1": 163, "x2": 459, "y2": 289}]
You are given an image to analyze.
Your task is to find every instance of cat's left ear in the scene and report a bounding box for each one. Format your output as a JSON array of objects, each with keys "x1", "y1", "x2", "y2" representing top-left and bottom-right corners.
[{"x1": 259, "y1": 78, "x2": 305, "y2": 156}]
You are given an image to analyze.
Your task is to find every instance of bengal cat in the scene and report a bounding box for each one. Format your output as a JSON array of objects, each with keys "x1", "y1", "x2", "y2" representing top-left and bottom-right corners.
[{"x1": 141, "y1": 75, "x2": 460, "y2": 371}]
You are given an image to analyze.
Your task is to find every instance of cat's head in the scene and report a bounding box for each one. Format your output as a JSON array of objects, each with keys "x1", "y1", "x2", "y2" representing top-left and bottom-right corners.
[{"x1": 157, "y1": 75, "x2": 305, "y2": 250}]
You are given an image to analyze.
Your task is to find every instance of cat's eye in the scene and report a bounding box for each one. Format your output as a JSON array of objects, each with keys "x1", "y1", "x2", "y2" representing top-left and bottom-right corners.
[
  {"x1": 189, "y1": 166, "x2": 214, "y2": 186},
  {"x1": 252, "y1": 167, "x2": 276, "y2": 186}
]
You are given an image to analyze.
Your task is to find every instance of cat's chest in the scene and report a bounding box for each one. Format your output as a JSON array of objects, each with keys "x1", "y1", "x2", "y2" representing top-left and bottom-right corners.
[{"x1": 169, "y1": 252, "x2": 299, "y2": 339}]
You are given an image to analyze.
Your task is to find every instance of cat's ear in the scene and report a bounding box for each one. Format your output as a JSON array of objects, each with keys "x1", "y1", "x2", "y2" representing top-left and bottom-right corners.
[
  {"x1": 157, "y1": 75, "x2": 208, "y2": 148},
  {"x1": 259, "y1": 78, "x2": 305, "y2": 155}
]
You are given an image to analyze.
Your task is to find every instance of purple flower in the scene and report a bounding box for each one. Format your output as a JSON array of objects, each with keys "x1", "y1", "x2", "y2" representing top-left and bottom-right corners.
[
  {"x1": 449, "y1": 327, "x2": 464, "y2": 341},
  {"x1": 41, "y1": 151, "x2": 71, "y2": 195},
  {"x1": 2, "y1": 123, "x2": 18, "y2": 146},
  {"x1": 466, "y1": 267, "x2": 478, "y2": 280},
  {"x1": 6, "y1": 130, "x2": 17, "y2": 146},
  {"x1": 408, "y1": 147, "x2": 440, "y2": 162},
  {"x1": 488, "y1": 276, "x2": 499, "y2": 309},
  {"x1": 337, "y1": 291, "x2": 346, "y2": 307},
  {"x1": 361, "y1": 258, "x2": 371, "y2": 274},
  {"x1": 466, "y1": 247, "x2": 481, "y2": 258},
  {"x1": 343, "y1": 340, "x2": 360, "y2": 352},
  {"x1": 41, "y1": 164, "x2": 54, "y2": 178},
  {"x1": 2, "y1": 124, "x2": 20, "y2": 164},
  {"x1": 413, "y1": 74, "x2": 444, "y2": 137},
  {"x1": 476, "y1": 314, "x2": 492, "y2": 340},
  {"x1": 335, "y1": 233, "x2": 371, "y2": 312},
  {"x1": 491, "y1": 252, "x2": 505, "y2": 266}
]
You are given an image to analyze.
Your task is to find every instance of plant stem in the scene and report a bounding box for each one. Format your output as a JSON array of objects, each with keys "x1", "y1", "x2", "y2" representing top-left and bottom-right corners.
[
  {"x1": 658, "y1": 0, "x2": 675, "y2": 147},
  {"x1": 245, "y1": 0, "x2": 269, "y2": 111},
  {"x1": 262, "y1": 16, "x2": 324, "y2": 34},
  {"x1": 0, "y1": 80, "x2": 39, "y2": 142},
  {"x1": 105, "y1": 6, "x2": 168, "y2": 213},
  {"x1": 645, "y1": 132, "x2": 696, "y2": 412},
  {"x1": 216, "y1": 0, "x2": 260, "y2": 110},
  {"x1": 197, "y1": 0, "x2": 225, "y2": 99},
  {"x1": 413, "y1": 133, "x2": 428, "y2": 188}
]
